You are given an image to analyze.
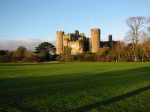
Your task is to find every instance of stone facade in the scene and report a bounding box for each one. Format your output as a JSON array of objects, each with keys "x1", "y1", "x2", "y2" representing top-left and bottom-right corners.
[
  {"x1": 91, "y1": 28, "x2": 101, "y2": 53},
  {"x1": 56, "y1": 28, "x2": 117, "y2": 55}
]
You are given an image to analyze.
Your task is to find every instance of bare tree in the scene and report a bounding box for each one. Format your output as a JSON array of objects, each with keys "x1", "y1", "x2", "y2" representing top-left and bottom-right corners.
[
  {"x1": 126, "y1": 17, "x2": 147, "y2": 61},
  {"x1": 126, "y1": 17, "x2": 147, "y2": 44}
]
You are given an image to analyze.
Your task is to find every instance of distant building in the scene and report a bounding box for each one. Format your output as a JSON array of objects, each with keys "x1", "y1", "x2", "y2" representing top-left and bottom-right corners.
[{"x1": 56, "y1": 28, "x2": 119, "y2": 55}]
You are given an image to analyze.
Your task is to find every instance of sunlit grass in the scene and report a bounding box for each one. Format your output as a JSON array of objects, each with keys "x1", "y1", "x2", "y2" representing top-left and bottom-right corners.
[{"x1": 0, "y1": 62, "x2": 150, "y2": 112}]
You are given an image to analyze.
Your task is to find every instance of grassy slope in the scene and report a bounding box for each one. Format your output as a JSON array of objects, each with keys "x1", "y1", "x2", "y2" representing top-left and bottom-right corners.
[{"x1": 0, "y1": 62, "x2": 150, "y2": 112}]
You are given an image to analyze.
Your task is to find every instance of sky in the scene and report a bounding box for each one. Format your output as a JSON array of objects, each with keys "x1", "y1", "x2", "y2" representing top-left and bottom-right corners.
[{"x1": 0, "y1": 0, "x2": 150, "y2": 42}]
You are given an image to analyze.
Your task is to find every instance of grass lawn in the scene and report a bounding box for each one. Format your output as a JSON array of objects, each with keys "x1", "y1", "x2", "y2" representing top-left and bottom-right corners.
[{"x1": 0, "y1": 62, "x2": 150, "y2": 112}]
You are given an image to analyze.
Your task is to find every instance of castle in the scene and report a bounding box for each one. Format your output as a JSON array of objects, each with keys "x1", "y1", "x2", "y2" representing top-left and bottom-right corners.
[{"x1": 56, "y1": 28, "x2": 118, "y2": 55}]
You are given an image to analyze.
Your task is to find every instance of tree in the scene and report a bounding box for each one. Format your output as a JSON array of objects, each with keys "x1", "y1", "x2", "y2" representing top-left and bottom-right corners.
[
  {"x1": 35, "y1": 42, "x2": 55, "y2": 54},
  {"x1": 126, "y1": 17, "x2": 148, "y2": 61},
  {"x1": 23, "y1": 51, "x2": 39, "y2": 62},
  {"x1": 0, "y1": 50, "x2": 8, "y2": 56},
  {"x1": 14, "y1": 46, "x2": 27, "y2": 60},
  {"x1": 0, "y1": 50, "x2": 9, "y2": 63},
  {"x1": 126, "y1": 17, "x2": 147, "y2": 44},
  {"x1": 35, "y1": 42, "x2": 55, "y2": 61},
  {"x1": 111, "y1": 42, "x2": 126, "y2": 62}
]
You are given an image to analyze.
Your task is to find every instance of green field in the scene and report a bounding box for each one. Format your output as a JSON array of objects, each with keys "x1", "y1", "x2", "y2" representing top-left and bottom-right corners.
[{"x1": 0, "y1": 62, "x2": 150, "y2": 112}]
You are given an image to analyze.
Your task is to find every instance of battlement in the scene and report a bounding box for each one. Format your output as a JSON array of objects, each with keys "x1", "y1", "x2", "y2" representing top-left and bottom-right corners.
[
  {"x1": 56, "y1": 28, "x2": 116, "y2": 55},
  {"x1": 56, "y1": 31, "x2": 64, "y2": 36}
]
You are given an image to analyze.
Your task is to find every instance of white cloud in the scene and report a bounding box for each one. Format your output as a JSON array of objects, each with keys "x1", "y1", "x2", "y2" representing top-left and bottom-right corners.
[{"x1": 0, "y1": 39, "x2": 56, "y2": 51}]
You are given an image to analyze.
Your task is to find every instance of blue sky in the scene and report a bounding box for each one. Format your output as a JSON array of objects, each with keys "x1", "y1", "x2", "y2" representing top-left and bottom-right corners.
[{"x1": 0, "y1": 0, "x2": 150, "y2": 41}]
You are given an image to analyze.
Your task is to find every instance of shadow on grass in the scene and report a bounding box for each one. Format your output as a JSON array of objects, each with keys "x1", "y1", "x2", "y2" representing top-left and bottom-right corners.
[
  {"x1": 0, "y1": 66, "x2": 150, "y2": 112},
  {"x1": 68, "y1": 85, "x2": 150, "y2": 112}
]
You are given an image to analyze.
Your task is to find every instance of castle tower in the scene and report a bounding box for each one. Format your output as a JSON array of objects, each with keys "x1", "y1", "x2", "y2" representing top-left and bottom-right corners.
[
  {"x1": 108, "y1": 34, "x2": 112, "y2": 42},
  {"x1": 108, "y1": 34, "x2": 113, "y2": 47},
  {"x1": 56, "y1": 31, "x2": 64, "y2": 54},
  {"x1": 91, "y1": 28, "x2": 100, "y2": 53}
]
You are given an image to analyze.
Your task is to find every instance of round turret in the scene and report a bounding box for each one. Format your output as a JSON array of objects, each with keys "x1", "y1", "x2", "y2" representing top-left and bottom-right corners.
[
  {"x1": 56, "y1": 31, "x2": 64, "y2": 54},
  {"x1": 91, "y1": 28, "x2": 100, "y2": 53}
]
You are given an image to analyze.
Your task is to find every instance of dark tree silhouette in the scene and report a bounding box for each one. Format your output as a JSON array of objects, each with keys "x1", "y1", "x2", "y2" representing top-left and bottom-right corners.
[{"x1": 35, "y1": 42, "x2": 55, "y2": 61}]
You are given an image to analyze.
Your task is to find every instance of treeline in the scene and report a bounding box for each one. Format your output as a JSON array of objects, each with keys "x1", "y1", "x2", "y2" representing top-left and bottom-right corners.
[
  {"x1": 0, "y1": 42, "x2": 56, "y2": 63},
  {"x1": 1, "y1": 38, "x2": 150, "y2": 63}
]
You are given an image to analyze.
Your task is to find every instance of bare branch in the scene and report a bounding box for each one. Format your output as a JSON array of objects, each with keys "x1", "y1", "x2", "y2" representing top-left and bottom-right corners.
[{"x1": 126, "y1": 17, "x2": 147, "y2": 44}]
